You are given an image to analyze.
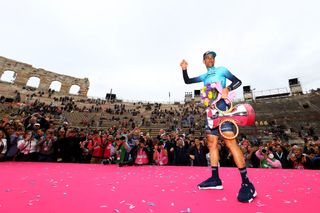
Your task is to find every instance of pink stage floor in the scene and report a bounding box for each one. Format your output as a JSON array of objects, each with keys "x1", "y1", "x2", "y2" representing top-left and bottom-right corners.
[{"x1": 1, "y1": 162, "x2": 319, "y2": 213}]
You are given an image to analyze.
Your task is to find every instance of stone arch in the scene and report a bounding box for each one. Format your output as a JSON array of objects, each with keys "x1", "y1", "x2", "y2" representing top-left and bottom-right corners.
[
  {"x1": 0, "y1": 56, "x2": 90, "y2": 97},
  {"x1": 69, "y1": 85, "x2": 80, "y2": 95},
  {"x1": 49, "y1": 80, "x2": 62, "y2": 92},
  {"x1": 0, "y1": 70, "x2": 16, "y2": 83},
  {"x1": 26, "y1": 76, "x2": 41, "y2": 89}
]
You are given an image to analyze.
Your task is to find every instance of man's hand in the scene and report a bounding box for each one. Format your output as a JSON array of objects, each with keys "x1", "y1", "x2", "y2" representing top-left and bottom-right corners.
[
  {"x1": 180, "y1": 59, "x2": 188, "y2": 70},
  {"x1": 221, "y1": 87, "x2": 229, "y2": 99}
]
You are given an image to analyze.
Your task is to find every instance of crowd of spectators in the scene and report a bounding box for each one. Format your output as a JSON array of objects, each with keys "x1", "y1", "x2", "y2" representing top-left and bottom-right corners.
[{"x1": 0, "y1": 92, "x2": 319, "y2": 170}]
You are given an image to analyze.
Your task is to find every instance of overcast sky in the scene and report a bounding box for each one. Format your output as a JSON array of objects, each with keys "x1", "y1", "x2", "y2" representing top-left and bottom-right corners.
[{"x1": 1, "y1": 0, "x2": 319, "y2": 102}]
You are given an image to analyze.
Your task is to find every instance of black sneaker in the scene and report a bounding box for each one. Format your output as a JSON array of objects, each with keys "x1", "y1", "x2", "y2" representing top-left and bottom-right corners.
[
  {"x1": 198, "y1": 177, "x2": 223, "y2": 190},
  {"x1": 237, "y1": 182, "x2": 257, "y2": 203}
]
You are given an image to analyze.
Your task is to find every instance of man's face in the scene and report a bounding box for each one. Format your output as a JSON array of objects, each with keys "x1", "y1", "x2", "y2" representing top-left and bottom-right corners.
[
  {"x1": 275, "y1": 145, "x2": 282, "y2": 153},
  {"x1": 177, "y1": 139, "x2": 183, "y2": 147},
  {"x1": 293, "y1": 148, "x2": 302, "y2": 157},
  {"x1": 203, "y1": 54, "x2": 215, "y2": 68},
  {"x1": 6, "y1": 127, "x2": 15, "y2": 135}
]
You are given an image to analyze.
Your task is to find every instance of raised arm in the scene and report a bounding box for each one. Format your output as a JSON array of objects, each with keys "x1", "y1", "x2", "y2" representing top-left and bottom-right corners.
[{"x1": 180, "y1": 59, "x2": 203, "y2": 84}]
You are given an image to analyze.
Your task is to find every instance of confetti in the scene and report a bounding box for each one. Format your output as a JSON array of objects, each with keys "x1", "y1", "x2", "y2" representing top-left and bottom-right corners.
[
  {"x1": 265, "y1": 194, "x2": 272, "y2": 199},
  {"x1": 100, "y1": 205, "x2": 108, "y2": 208},
  {"x1": 148, "y1": 202, "x2": 155, "y2": 206},
  {"x1": 256, "y1": 201, "x2": 265, "y2": 207},
  {"x1": 114, "y1": 209, "x2": 120, "y2": 212}
]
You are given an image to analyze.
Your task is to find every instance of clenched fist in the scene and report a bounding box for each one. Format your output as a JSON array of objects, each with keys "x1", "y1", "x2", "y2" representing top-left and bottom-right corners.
[{"x1": 180, "y1": 59, "x2": 188, "y2": 70}]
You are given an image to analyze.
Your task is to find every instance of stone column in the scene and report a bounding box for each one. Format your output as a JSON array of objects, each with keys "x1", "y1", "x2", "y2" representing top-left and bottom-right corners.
[
  {"x1": 38, "y1": 77, "x2": 51, "y2": 92},
  {"x1": 14, "y1": 72, "x2": 29, "y2": 87},
  {"x1": 60, "y1": 84, "x2": 70, "y2": 95}
]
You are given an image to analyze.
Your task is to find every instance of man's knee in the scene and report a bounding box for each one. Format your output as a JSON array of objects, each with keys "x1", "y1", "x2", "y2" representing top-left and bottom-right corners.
[
  {"x1": 207, "y1": 141, "x2": 218, "y2": 150},
  {"x1": 223, "y1": 132, "x2": 237, "y2": 147}
]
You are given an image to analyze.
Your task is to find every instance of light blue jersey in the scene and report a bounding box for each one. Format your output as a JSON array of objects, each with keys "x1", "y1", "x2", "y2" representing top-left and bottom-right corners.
[{"x1": 182, "y1": 66, "x2": 241, "y2": 90}]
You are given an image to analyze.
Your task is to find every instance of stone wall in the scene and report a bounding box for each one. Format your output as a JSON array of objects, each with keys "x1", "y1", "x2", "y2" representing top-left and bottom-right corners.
[{"x1": 0, "y1": 56, "x2": 89, "y2": 96}]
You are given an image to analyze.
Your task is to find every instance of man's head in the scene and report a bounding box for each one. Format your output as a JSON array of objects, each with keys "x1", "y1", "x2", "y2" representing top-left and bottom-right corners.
[
  {"x1": 292, "y1": 145, "x2": 303, "y2": 157},
  {"x1": 203, "y1": 51, "x2": 216, "y2": 68},
  {"x1": 139, "y1": 137, "x2": 145, "y2": 147},
  {"x1": 34, "y1": 123, "x2": 41, "y2": 129}
]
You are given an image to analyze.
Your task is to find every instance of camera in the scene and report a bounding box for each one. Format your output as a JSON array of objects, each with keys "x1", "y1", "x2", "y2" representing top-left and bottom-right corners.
[{"x1": 261, "y1": 149, "x2": 267, "y2": 154}]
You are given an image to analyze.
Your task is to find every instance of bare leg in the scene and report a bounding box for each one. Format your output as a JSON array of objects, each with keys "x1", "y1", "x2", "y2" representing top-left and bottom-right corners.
[
  {"x1": 197, "y1": 134, "x2": 223, "y2": 189},
  {"x1": 223, "y1": 131, "x2": 245, "y2": 168},
  {"x1": 207, "y1": 134, "x2": 220, "y2": 166},
  {"x1": 222, "y1": 132, "x2": 257, "y2": 202}
]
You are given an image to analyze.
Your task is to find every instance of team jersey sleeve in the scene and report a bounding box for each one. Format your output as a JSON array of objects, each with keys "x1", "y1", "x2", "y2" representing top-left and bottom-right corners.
[
  {"x1": 222, "y1": 67, "x2": 242, "y2": 91},
  {"x1": 182, "y1": 70, "x2": 205, "y2": 84}
]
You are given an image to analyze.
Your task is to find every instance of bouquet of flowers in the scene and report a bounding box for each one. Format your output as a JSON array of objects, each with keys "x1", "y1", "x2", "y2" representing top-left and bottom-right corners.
[{"x1": 201, "y1": 83, "x2": 219, "y2": 107}]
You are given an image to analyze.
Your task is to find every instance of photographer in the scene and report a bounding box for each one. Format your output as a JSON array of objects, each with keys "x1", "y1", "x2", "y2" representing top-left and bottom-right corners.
[
  {"x1": 255, "y1": 146, "x2": 282, "y2": 169},
  {"x1": 119, "y1": 137, "x2": 151, "y2": 166}
]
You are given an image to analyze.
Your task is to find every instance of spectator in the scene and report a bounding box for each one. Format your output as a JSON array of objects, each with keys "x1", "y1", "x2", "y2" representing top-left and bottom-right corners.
[
  {"x1": 173, "y1": 137, "x2": 190, "y2": 166},
  {"x1": 16, "y1": 130, "x2": 38, "y2": 161},
  {"x1": 120, "y1": 137, "x2": 151, "y2": 166},
  {"x1": 255, "y1": 147, "x2": 282, "y2": 168},
  {"x1": 189, "y1": 138, "x2": 209, "y2": 166},
  {"x1": 38, "y1": 129, "x2": 57, "y2": 162},
  {"x1": 0, "y1": 130, "x2": 7, "y2": 161},
  {"x1": 79, "y1": 134, "x2": 92, "y2": 163},
  {"x1": 55, "y1": 129, "x2": 81, "y2": 163},
  {"x1": 153, "y1": 141, "x2": 168, "y2": 165},
  {"x1": 288, "y1": 145, "x2": 311, "y2": 169},
  {"x1": 113, "y1": 135, "x2": 130, "y2": 164},
  {"x1": 247, "y1": 144, "x2": 260, "y2": 168},
  {"x1": 88, "y1": 130, "x2": 103, "y2": 164},
  {"x1": 5, "y1": 126, "x2": 24, "y2": 161},
  {"x1": 165, "y1": 134, "x2": 176, "y2": 165},
  {"x1": 101, "y1": 134, "x2": 115, "y2": 164},
  {"x1": 273, "y1": 144, "x2": 289, "y2": 168}
]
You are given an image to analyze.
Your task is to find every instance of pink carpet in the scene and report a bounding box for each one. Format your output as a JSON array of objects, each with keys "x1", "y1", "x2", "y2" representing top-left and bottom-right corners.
[{"x1": 1, "y1": 163, "x2": 319, "y2": 213}]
